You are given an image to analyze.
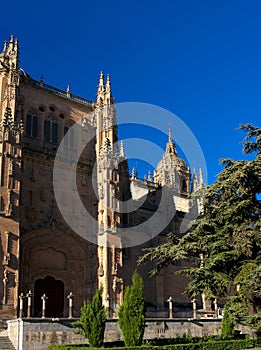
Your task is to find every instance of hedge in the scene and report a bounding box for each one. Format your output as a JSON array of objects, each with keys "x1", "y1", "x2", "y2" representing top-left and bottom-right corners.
[{"x1": 48, "y1": 337, "x2": 261, "y2": 350}]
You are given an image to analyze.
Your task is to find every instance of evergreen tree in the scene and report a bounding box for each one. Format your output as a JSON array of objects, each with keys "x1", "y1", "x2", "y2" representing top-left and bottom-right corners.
[
  {"x1": 73, "y1": 287, "x2": 106, "y2": 347},
  {"x1": 221, "y1": 305, "x2": 234, "y2": 338},
  {"x1": 118, "y1": 271, "x2": 146, "y2": 346},
  {"x1": 139, "y1": 124, "x2": 261, "y2": 330}
]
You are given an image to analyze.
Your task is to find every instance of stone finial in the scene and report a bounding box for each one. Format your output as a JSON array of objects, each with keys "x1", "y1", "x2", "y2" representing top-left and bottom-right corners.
[
  {"x1": 199, "y1": 168, "x2": 204, "y2": 185},
  {"x1": 192, "y1": 167, "x2": 199, "y2": 192},
  {"x1": 168, "y1": 126, "x2": 172, "y2": 142},
  {"x1": 66, "y1": 84, "x2": 71, "y2": 98},
  {"x1": 131, "y1": 167, "x2": 136, "y2": 179},
  {"x1": 19, "y1": 293, "x2": 25, "y2": 318},
  {"x1": 97, "y1": 71, "x2": 105, "y2": 99},
  {"x1": 148, "y1": 170, "x2": 152, "y2": 182},
  {"x1": 39, "y1": 74, "x2": 44, "y2": 86},
  {"x1": 167, "y1": 296, "x2": 174, "y2": 318},
  {"x1": 3, "y1": 40, "x2": 7, "y2": 52},
  {"x1": 165, "y1": 126, "x2": 177, "y2": 156},
  {"x1": 105, "y1": 73, "x2": 113, "y2": 105},
  {"x1": 191, "y1": 298, "x2": 197, "y2": 319},
  {"x1": 26, "y1": 290, "x2": 33, "y2": 318},
  {"x1": 41, "y1": 293, "x2": 48, "y2": 318},
  {"x1": 120, "y1": 140, "x2": 125, "y2": 158},
  {"x1": 106, "y1": 74, "x2": 111, "y2": 93},
  {"x1": 67, "y1": 292, "x2": 74, "y2": 318}
]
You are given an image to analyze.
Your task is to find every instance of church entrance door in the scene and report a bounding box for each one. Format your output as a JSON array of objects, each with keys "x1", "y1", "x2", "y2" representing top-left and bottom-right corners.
[{"x1": 34, "y1": 276, "x2": 64, "y2": 317}]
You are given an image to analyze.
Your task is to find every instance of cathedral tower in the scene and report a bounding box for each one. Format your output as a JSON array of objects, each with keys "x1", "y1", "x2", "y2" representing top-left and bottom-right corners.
[
  {"x1": 0, "y1": 36, "x2": 23, "y2": 317},
  {"x1": 95, "y1": 73, "x2": 123, "y2": 314}
]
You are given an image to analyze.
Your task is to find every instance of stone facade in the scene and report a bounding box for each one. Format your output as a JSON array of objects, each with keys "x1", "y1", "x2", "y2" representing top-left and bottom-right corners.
[{"x1": 0, "y1": 36, "x2": 205, "y2": 321}]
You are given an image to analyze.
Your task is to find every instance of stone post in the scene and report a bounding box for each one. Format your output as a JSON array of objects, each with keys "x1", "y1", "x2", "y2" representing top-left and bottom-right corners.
[
  {"x1": 19, "y1": 293, "x2": 25, "y2": 318},
  {"x1": 3, "y1": 268, "x2": 9, "y2": 304},
  {"x1": 106, "y1": 295, "x2": 111, "y2": 318},
  {"x1": 214, "y1": 298, "x2": 218, "y2": 318},
  {"x1": 191, "y1": 298, "x2": 197, "y2": 319},
  {"x1": 67, "y1": 292, "x2": 74, "y2": 319},
  {"x1": 167, "y1": 296, "x2": 174, "y2": 319},
  {"x1": 41, "y1": 293, "x2": 48, "y2": 318},
  {"x1": 26, "y1": 290, "x2": 33, "y2": 318}
]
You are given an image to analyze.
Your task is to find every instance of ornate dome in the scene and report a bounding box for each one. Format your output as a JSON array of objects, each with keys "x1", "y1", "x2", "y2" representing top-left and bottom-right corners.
[{"x1": 154, "y1": 129, "x2": 190, "y2": 193}]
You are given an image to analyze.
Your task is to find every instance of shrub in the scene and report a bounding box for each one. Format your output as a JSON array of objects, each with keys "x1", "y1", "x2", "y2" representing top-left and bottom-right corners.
[
  {"x1": 221, "y1": 305, "x2": 234, "y2": 338},
  {"x1": 73, "y1": 287, "x2": 106, "y2": 347},
  {"x1": 118, "y1": 271, "x2": 146, "y2": 346}
]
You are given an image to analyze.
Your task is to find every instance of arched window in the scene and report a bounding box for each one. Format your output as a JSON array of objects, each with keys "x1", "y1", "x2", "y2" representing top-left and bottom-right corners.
[
  {"x1": 63, "y1": 123, "x2": 75, "y2": 149},
  {"x1": 182, "y1": 179, "x2": 187, "y2": 193},
  {"x1": 26, "y1": 113, "x2": 38, "y2": 137},
  {"x1": 44, "y1": 116, "x2": 58, "y2": 143}
]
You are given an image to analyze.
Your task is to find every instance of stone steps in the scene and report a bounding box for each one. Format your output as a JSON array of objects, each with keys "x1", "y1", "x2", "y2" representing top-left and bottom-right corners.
[{"x1": 0, "y1": 336, "x2": 16, "y2": 350}]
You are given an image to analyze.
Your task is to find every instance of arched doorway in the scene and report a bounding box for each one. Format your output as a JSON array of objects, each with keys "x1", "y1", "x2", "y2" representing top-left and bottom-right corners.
[{"x1": 34, "y1": 276, "x2": 64, "y2": 317}]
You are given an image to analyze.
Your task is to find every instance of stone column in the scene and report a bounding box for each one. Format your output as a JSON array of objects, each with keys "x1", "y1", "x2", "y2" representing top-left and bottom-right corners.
[
  {"x1": 191, "y1": 298, "x2": 197, "y2": 319},
  {"x1": 167, "y1": 296, "x2": 174, "y2": 319},
  {"x1": 26, "y1": 290, "x2": 33, "y2": 318},
  {"x1": 106, "y1": 295, "x2": 111, "y2": 318},
  {"x1": 3, "y1": 268, "x2": 9, "y2": 304},
  {"x1": 41, "y1": 294, "x2": 48, "y2": 318},
  {"x1": 67, "y1": 292, "x2": 74, "y2": 319},
  {"x1": 214, "y1": 298, "x2": 218, "y2": 318},
  {"x1": 19, "y1": 293, "x2": 25, "y2": 318}
]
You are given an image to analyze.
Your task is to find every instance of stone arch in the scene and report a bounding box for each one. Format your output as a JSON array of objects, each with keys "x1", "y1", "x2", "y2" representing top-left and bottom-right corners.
[
  {"x1": 20, "y1": 227, "x2": 98, "y2": 316},
  {"x1": 34, "y1": 275, "x2": 64, "y2": 317}
]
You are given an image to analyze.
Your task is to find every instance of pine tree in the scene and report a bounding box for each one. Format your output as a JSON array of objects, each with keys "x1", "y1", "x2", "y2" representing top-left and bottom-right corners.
[
  {"x1": 118, "y1": 271, "x2": 146, "y2": 346},
  {"x1": 139, "y1": 124, "x2": 261, "y2": 329},
  {"x1": 73, "y1": 287, "x2": 106, "y2": 347}
]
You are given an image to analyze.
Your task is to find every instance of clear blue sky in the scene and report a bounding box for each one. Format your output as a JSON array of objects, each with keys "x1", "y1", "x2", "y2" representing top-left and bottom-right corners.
[{"x1": 1, "y1": 0, "x2": 261, "y2": 184}]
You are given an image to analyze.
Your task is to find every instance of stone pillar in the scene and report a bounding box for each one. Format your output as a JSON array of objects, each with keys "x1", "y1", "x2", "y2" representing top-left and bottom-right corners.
[
  {"x1": 191, "y1": 298, "x2": 197, "y2": 319},
  {"x1": 41, "y1": 294, "x2": 48, "y2": 318},
  {"x1": 67, "y1": 292, "x2": 74, "y2": 319},
  {"x1": 3, "y1": 268, "x2": 9, "y2": 304},
  {"x1": 19, "y1": 293, "x2": 25, "y2": 318},
  {"x1": 26, "y1": 290, "x2": 33, "y2": 318},
  {"x1": 167, "y1": 296, "x2": 174, "y2": 319},
  {"x1": 214, "y1": 298, "x2": 218, "y2": 318},
  {"x1": 106, "y1": 295, "x2": 111, "y2": 318}
]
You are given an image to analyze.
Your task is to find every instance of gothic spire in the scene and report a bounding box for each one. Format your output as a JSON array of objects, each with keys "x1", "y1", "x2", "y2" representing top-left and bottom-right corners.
[
  {"x1": 192, "y1": 167, "x2": 199, "y2": 192},
  {"x1": 97, "y1": 71, "x2": 105, "y2": 102},
  {"x1": 199, "y1": 168, "x2": 204, "y2": 186},
  {"x1": 106, "y1": 74, "x2": 111, "y2": 94},
  {"x1": 168, "y1": 127, "x2": 172, "y2": 142},
  {"x1": 105, "y1": 74, "x2": 113, "y2": 105}
]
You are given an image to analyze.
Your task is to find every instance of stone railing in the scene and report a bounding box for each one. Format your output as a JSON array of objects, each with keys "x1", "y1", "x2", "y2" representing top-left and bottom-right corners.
[
  {"x1": 7, "y1": 318, "x2": 223, "y2": 350},
  {"x1": 22, "y1": 76, "x2": 94, "y2": 107}
]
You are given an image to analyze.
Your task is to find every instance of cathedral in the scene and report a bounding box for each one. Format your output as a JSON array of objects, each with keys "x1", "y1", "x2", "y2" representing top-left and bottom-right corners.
[{"x1": 0, "y1": 36, "x2": 204, "y2": 321}]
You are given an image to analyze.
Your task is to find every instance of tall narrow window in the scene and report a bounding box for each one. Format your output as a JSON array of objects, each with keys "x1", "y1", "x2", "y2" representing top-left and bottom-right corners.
[
  {"x1": 52, "y1": 121, "x2": 58, "y2": 144},
  {"x1": 63, "y1": 123, "x2": 74, "y2": 148},
  {"x1": 44, "y1": 117, "x2": 58, "y2": 143},
  {"x1": 26, "y1": 113, "x2": 38, "y2": 137},
  {"x1": 32, "y1": 115, "x2": 38, "y2": 137}
]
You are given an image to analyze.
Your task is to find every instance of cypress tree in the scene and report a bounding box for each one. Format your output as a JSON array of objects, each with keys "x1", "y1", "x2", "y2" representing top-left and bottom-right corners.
[
  {"x1": 221, "y1": 305, "x2": 234, "y2": 338},
  {"x1": 73, "y1": 287, "x2": 106, "y2": 347},
  {"x1": 118, "y1": 271, "x2": 146, "y2": 346}
]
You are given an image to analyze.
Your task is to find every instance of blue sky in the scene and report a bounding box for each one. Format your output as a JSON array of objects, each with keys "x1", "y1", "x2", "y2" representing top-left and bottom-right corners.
[{"x1": 1, "y1": 0, "x2": 261, "y2": 184}]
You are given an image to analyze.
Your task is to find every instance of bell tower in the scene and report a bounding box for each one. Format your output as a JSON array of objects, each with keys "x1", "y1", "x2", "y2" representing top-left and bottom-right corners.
[
  {"x1": 95, "y1": 72, "x2": 123, "y2": 315},
  {"x1": 0, "y1": 36, "x2": 23, "y2": 318}
]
